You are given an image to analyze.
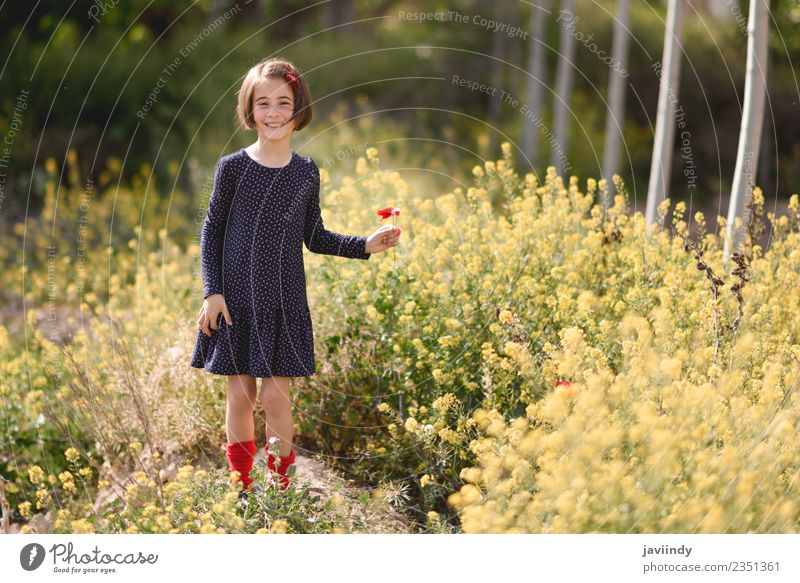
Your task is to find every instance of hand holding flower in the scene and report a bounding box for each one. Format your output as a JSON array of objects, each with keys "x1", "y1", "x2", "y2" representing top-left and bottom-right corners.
[
  {"x1": 366, "y1": 206, "x2": 402, "y2": 254},
  {"x1": 365, "y1": 224, "x2": 401, "y2": 254}
]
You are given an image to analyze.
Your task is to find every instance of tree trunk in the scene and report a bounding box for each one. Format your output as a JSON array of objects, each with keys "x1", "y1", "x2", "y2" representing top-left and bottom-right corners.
[
  {"x1": 551, "y1": 0, "x2": 576, "y2": 178},
  {"x1": 507, "y1": 4, "x2": 524, "y2": 101},
  {"x1": 322, "y1": 0, "x2": 355, "y2": 28},
  {"x1": 757, "y1": 40, "x2": 774, "y2": 205},
  {"x1": 523, "y1": 0, "x2": 550, "y2": 171},
  {"x1": 601, "y1": 0, "x2": 631, "y2": 211},
  {"x1": 487, "y1": 0, "x2": 509, "y2": 157},
  {"x1": 724, "y1": 0, "x2": 770, "y2": 264},
  {"x1": 645, "y1": 0, "x2": 685, "y2": 234}
]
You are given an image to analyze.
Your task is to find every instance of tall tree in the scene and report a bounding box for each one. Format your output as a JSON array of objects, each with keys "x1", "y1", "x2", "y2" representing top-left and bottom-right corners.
[
  {"x1": 724, "y1": 0, "x2": 770, "y2": 264},
  {"x1": 322, "y1": 0, "x2": 355, "y2": 29},
  {"x1": 487, "y1": 0, "x2": 510, "y2": 156},
  {"x1": 551, "y1": 0, "x2": 576, "y2": 177},
  {"x1": 523, "y1": 0, "x2": 550, "y2": 171},
  {"x1": 507, "y1": 6, "x2": 524, "y2": 101},
  {"x1": 601, "y1": 0, "x2": 631, "y2": 212},
  {"x1": 645, "y1": 0, "x2": 685, "y2": 234}
]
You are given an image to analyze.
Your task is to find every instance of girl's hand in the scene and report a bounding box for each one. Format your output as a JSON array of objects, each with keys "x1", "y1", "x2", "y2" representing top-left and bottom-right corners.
[
  {"x1": 198, "y1": 294, "x2": 233, "y2": 337},
  {"x1": 365, "y1": 225, "x2": 401, "y2": 254}
]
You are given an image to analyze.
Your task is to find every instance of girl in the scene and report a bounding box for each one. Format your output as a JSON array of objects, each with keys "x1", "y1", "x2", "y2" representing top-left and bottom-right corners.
[{"x1": 190, "y1": 57, "x2": 400, "y2": 496}]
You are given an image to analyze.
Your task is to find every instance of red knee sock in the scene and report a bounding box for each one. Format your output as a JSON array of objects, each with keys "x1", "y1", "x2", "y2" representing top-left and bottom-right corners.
[
  {"x1": 226, "y1": 439, "x2": 256, "y2": 491},
  {"x1": 265, "y1": 446, "x2": 296, "y2": 491}
]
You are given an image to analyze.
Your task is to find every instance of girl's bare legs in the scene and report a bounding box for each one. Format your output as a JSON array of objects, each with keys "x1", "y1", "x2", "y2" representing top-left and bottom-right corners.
[
  {"x1": 260, "y1": 376, "x2": 294, "y2": 457},
  {"x1": 227, "y1": 374, "x2": 257, "y2": 443}
]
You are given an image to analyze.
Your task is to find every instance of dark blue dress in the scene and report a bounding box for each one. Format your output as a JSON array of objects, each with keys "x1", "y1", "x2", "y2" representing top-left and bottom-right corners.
[{"x1": 190, "y1": 148, "x2": 371, "y2": 377}]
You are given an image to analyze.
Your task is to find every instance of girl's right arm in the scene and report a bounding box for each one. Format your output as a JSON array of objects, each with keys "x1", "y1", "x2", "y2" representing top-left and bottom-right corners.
[
  {"x1": 201, "y1": 158, "x2": 235, "y2": 299},
  {"x1": 198, "y1": 158, "x2": 235, "y2": 336}
]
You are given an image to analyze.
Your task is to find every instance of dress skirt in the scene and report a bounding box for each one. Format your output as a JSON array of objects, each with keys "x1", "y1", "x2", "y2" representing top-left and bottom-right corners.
[{"x1": 191, "y1": 305, "x2": 315, "y2": 378}]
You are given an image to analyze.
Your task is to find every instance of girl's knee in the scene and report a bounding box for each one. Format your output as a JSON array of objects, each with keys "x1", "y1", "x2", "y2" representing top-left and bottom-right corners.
[
  {"x1": 260, "y1": 377, "x2": 291, "y2": 409},
  {"x1": 227, "y1": 375, "x2": 257, "y2": 407}
]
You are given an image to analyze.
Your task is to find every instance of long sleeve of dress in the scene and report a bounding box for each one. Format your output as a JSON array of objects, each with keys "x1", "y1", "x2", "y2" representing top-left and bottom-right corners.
[
  {"x1": 303, "y1": 162, "x2": 371, "y2": 260},
  {"x1": 200, "y1": 158, "x2": 235, "y2": 298}
]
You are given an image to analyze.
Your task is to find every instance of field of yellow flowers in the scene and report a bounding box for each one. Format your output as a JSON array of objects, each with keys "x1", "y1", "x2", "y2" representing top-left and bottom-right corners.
[{"x1": 1, "y1": 142, "x2": 799, "y2": 533}]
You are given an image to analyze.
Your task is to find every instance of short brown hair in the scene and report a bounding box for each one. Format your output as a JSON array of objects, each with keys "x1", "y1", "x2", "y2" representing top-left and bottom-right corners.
[{"x1": 236, "y1": 57, "x2": 313, "y2": 132}]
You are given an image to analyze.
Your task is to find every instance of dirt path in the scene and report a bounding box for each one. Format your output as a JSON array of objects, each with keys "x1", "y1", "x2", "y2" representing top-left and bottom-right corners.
[{"x1": 262, "y1": 449, "x2": 419, "y2": 534}]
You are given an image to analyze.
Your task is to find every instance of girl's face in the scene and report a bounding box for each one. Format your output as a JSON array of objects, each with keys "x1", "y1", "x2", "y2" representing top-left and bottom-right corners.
[{"x1": 251, "y1": 77, "x2": 297, "y2": 141}]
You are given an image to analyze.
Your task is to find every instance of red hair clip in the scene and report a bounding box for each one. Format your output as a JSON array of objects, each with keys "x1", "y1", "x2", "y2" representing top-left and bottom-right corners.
[{"x1": 284, "y1": 64, "x2": 298, "y2": 86}]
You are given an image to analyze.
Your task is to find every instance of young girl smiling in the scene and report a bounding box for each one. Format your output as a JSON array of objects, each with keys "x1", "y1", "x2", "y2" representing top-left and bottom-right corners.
[{"x1": 190, "y1": 57, "x2": 400, "y2": 494}]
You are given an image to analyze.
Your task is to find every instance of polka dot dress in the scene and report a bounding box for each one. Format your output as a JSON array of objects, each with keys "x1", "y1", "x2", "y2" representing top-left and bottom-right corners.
[{"x1": 190, "y1": 148, "x2": 371, "y2": 378}]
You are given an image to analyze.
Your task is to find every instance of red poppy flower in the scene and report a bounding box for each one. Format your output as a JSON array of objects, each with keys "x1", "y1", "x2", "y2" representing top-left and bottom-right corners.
[
  {"x1": 555, "y1": 380, "x2": 571, "y2": 388},
  {"x1": 377, "y1": 207, "x2": 400, "y2": 221}
]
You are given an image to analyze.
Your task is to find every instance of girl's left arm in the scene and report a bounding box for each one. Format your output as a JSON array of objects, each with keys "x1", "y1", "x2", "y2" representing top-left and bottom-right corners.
[{"x1": 303, "y1": 162, "x2": 371, "y2": 260}]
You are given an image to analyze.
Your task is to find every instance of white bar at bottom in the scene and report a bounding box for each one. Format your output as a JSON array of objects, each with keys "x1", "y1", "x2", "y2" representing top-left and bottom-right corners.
[{"x1": 2, "y1": 534, "x2": 798, "y2": 582}]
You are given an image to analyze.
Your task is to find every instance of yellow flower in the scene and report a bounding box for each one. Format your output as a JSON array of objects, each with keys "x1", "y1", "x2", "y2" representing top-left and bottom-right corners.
[
  {"x1": 156, "y1": 515, "x2": 172, "y2": 531},
  {"x1": 18, "y1": 501, "x2": 32, "y2": 518},
  {"x1": 560, "y1": 326, "x2": 586, "y2": 349},
  {"x1": 64, "y1": 448, "x2": 80, "y2": 464},
  {"x1": 70, "y1": 519, "x2": 94, "y2": 534},
  {"x1": 36, "y1": 488, "x2": 50, "y2": 509},
  {"x1": 404, "y1": 417, "x2": 419, "y2": 433},
  {"x1": 437, "y1": 428, "x2": 462, "y2": 445},
  {"x1": 270, "y1": 519, "x2": 289, "y2": 534},
  {"x1": 177, "y1": 465, "x2": 194, "y2": 482},
  {"x1": 459, "y1": 467, "x2": 482, "y2": 484},
  {"x1": 28, "y1": 465, "x2": 45, "y2": 485},
  {"x1": 427, "y1": 510, "x2": 440, "y2": 522},
  {"x1": 377, "y1": 402, "x2": 390, "y2": 413},
  {"x1": 433, "y1": 393, "x2": 457, "y2": 414},
  {"x1": 55, "y1": 508, "x2": 72, "y2": 529},
  {"x1": 498, "y1": 309, "x2": 513, "y2": 324},
  {"x1": 420, "y1": 474, "x2": 434, "y2": 488}
]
